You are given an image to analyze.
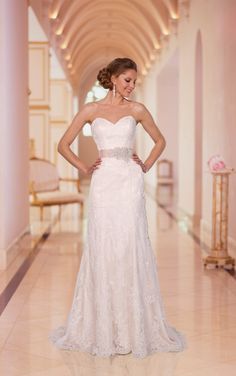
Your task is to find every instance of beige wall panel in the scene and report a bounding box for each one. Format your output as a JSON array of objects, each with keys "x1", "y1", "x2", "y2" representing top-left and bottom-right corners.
[
  {"x1": 50, "y1": 80, "x2": 72, "y2": 123},
  {"x1": 29, "y1": 42, "x2": 49, "y2": 105},
  {"x1": 50, "y1": 123, "x2": 78, "y2": 180},
  {"x1": 29, "y1": 110, "x2": 50, "y2": 159},
  {"x1": 50, "y1": 80, "x2": 76, "y2": 179}
]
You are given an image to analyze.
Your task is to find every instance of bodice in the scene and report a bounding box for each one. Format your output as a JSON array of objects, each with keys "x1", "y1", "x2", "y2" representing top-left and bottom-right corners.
[{"x1": 91, "y1": 115, "x2": 136, "y2": 150}]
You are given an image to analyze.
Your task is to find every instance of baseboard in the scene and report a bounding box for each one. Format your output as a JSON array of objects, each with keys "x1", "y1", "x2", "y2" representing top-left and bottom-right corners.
[{"x1": 0, "y1": 225, "x2": 30, "y2": 270}]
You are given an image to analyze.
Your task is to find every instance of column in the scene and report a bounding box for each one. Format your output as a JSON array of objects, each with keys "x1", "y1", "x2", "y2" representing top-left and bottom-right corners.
[
  {"x1": 0, "y1": 0, "x2": 29, "y2": 269},
  {"x1": 204, "y1": 171, "x2": 235, "y2": 269}
]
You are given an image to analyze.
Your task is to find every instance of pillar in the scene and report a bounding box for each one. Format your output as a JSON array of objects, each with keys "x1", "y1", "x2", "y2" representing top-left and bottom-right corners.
[{"x1": 0, "y1": 0, "x2": 29, "y2": 269}]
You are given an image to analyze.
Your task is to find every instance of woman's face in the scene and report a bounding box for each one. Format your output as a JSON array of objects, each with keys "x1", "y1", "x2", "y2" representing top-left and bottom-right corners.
[{"x1": 112, "y1": 69, "x2": 137, "y2": 97}]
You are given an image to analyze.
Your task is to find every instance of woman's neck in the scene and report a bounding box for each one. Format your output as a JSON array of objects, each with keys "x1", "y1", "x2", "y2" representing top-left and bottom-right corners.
[{"x1": 102, "y1": 90, "x2": 129, "y2": 105}]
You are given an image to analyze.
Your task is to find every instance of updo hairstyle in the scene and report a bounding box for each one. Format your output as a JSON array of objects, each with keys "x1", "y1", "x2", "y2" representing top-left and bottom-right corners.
[{"x1": 97, "y1": 57, "x2": 137, "y2": 90}]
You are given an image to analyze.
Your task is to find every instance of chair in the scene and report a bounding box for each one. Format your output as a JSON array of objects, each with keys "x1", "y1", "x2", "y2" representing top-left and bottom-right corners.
[
  {"x1": 157, "y1": 159, "x2": 174, "y2": 195},
  {"x1": 29, "y1": 157, "x2": 84, "y2": 221}
]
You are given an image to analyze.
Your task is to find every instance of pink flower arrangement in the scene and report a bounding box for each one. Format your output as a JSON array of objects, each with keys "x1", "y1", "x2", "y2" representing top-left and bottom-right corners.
[{"x1": 207, "y1": 155, "x2": 226, "y2": 172}]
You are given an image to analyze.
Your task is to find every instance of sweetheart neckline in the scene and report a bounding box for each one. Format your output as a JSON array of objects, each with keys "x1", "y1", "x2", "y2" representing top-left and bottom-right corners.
[{"x1": 91, "y1": 115, "x2": 137, "y2": 126}]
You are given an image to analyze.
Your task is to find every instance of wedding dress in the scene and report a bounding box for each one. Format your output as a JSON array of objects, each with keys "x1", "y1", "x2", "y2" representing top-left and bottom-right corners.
[{"x1": 49, "y1": 115, "x2": 186, "y2": 358}]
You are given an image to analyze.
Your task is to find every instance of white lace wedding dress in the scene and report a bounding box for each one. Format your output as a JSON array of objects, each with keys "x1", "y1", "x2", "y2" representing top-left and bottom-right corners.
[{"x1": 49, "y1": 115, "x2": 186, "y2": 358}]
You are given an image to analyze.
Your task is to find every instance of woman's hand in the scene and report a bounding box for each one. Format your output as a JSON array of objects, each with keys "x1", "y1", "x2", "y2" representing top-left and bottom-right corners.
[
  {"x1": 83, "y1": 157, "x2": 102, "y2": 175},
  {"x1": 132, "y1": 153, "x2": 148, "y2": 173}
]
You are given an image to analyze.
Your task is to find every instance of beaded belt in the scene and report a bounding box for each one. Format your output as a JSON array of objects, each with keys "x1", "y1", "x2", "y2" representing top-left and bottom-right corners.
[{"x1": 99, "y1": 147, "x2": 133, "y2": 162}]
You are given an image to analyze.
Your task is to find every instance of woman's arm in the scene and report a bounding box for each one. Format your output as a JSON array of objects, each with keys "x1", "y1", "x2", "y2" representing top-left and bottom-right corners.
[
  {"x1": 133, "y1": 103, "x2": 166, "y2": 173},
  {"x1": 57, "y1": 103, "x2": 101, "y2": 174}
]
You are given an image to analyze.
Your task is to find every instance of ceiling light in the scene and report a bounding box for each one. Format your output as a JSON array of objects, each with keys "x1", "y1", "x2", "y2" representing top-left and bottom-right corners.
[
  {"x1": 49, "y1": 12, "x2": 58, "y2": 20},
  {"x1": 142, "y1": 69, "x2": 147, "y2": 76},
  {"x1": 60, "y1": 43, "x2": 67, "y2": 50},
  {"x1": 65, "y1": 54, "x2": 71, "y2": 61},
  {"x1": 55, "y1": 29, "x2": 62, "y2": 36},
  {"x1": 150, "y1": 54, "x2": 155, "y2": 61},
  {"x1": 56, "y1": 26, "x2": 63, "y2": 35}
]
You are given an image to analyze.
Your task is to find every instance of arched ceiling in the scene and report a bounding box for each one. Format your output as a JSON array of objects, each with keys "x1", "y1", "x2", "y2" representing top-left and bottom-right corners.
[{"x1": 30, "y1": 0, "x2": 179, "y2": 98}]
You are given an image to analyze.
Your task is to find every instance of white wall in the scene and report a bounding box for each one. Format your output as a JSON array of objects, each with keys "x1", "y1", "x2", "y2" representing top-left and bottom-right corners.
[
  {"x1": 178, "y1": 0, "x2": 236, "y2": 242},
  {"x1": 28, "y1": 6, "x2": 47, "y2": 42},
  {"x1": 156, "y1": 51, "x2": 179, "y2": 188},
  {"x1": 138, "y1": 29, "x2": 179, "y2": 192},
  {"x1": 140, "y1": 0, "x2": 236, "y2": 248}
]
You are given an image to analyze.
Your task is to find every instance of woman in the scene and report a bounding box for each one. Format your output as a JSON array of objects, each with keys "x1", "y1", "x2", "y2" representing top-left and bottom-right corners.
[{"x1": 49, "y1": 57, "x2": 186, "y2": 358}]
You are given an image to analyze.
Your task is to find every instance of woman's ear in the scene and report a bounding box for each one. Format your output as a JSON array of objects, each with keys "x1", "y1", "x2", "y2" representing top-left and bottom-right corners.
[{"x1": 110, "y1": 74, "x2": 116, "y2": 86}]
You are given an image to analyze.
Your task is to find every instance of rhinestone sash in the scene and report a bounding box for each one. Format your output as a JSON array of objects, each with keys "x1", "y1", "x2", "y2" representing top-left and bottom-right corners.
[{"x1": 99, "y1": 147, "x2": 133, "y2": 162}]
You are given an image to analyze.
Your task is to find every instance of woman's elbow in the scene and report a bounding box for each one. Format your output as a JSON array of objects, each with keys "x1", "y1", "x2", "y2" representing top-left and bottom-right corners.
[
  {"x1": 160, "y1": 136, "x2": 166, "y2": 150},
  {"x1": 57, "y1": 141, "x2": 65, "y2": 155}
]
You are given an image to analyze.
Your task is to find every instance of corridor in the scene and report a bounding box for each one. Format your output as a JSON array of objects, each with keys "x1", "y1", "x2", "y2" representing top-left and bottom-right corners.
[
  {"x1": 0, "y1": 187, "x2": 236, "y2": 375},
  {"x1": 1, "y1": 0, "x2": 236, "y2": 374}
]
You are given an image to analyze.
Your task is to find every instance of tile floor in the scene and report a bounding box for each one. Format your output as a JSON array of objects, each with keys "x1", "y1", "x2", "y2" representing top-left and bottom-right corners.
[{"x1": 0, "y1": 187, "x2": 236, "y2": 375}]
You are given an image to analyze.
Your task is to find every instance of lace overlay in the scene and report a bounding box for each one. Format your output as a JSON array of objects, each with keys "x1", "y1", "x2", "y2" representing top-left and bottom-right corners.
[{"x1": 49, "y1": 116, "x2": 187, "y2": 358}]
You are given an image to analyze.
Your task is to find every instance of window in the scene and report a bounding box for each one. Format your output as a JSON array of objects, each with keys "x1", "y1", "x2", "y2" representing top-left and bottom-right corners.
[{"x1": 82, "y1": 81, "x2": 108, "y2": 136}]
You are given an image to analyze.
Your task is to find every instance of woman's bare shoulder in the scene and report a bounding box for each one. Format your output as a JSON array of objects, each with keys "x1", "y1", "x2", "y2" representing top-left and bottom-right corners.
[
  {"x1": 80, "y1": 101, "x2": 98, "y2": 111},
  {"x1": 128, "y1": 100, "x2": 148, "y2": 119},
  {"x1": 125, "y1": 99, "x2": 144, "y2": 109},
  {"x1": 77, "y1": 101, "x2": 99, "y2": 122}
]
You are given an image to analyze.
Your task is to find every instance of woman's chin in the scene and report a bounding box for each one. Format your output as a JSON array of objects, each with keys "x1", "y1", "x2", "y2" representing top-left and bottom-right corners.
[{"x1": 125, "y1": 92, "x2": 132, "y2": 98}]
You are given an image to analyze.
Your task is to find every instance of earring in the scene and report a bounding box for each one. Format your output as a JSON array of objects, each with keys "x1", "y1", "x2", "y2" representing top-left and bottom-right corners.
[{"x1": 113, "y1": 83, "x2": 116, "y2": 97}]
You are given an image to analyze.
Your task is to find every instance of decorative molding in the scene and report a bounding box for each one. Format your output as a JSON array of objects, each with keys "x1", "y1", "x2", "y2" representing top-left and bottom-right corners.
[
  {"x1": 29, "y1": 42, "x2": 50, "y2": 105},
  {"x1": 51, "y1": 120, "x2": 67, "y2": 124},
  {"x1": 42, "y1": 0, "x2": 51, "y2": 19},
  {"x1": 160, "y1": 34, "x2": 170, "y2": 51},
  {"x1": 29, "y1": 105, "x2": 50, "y2": 110},
  {"x1": 29, "y1": 111, "x2": 50, "y2": 158},
  {"x1": 155, "y1": 49, "x2": 162, "y2": 61},
  {"x1": 50, "y1": 79, "x2": 72, "y2": 123},
  {"x1": 168, "y1": 17, "x2": 178, "y2": 36},
  {"x1": 29, "y1": 41, "x2": 49, "y2": 45},
  {"x1": 179, "y1": 0, "x2": 191, "y2": 18},
  {"x1": 29, "y1": 138, "x2": 36, "y2": 158}
]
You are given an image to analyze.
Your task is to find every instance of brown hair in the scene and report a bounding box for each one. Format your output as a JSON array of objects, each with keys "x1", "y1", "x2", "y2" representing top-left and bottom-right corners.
[{"x1": 97, "y1": 57, "x2": 137, "y2": 90}]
